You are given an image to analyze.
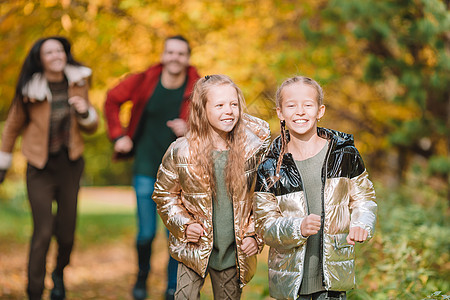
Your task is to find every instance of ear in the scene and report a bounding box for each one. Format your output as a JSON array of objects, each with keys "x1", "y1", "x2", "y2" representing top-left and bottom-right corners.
[
  {"x1": 317, "y1": 104, "x2": 326, "y2": 120},
  {"x1": 276, "y1": 107, "x2": 285, "y2": 121}
]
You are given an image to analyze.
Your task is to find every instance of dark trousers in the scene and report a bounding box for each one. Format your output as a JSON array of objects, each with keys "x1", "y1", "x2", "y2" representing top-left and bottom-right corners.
[{"x1": 26, "y1": 150, "x2": 84, "y2": 299}]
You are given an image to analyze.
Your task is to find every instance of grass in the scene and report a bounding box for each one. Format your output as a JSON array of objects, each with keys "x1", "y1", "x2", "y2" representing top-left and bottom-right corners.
[{"x1": 1, "y1": 180, "x2": 449, "y2": 299}]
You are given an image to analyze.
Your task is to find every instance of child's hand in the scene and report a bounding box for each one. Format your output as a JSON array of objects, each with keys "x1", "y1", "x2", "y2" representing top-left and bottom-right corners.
[
  {"x1": 241, "y1": 237, "x2": 258, "y2": 256},
  {"x1": 300, "y1": 214, "x2": 321, "y2": 237},
  {"x1": 346, "y1": 226, "x2": 368, "y2": 245},
  {"x1": 186, "y1": 223, "x2": 204, "y2": 243}
]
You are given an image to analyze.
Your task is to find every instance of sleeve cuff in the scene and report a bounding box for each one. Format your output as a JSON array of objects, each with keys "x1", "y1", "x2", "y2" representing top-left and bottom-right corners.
[
  {"x1": 295, "y1": 222, "x2": 308, "y2": 240},
  {"x1": 77, "y1": 106, "x2": 97, "y2": 127},
  {"x1": 0, "y1": 151, "x2": 13, "y2": 170}
]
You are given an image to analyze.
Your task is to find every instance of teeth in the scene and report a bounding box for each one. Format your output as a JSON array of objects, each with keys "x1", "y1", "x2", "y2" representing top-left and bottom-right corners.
[{"x1": 294, "y1": 120, "x2": 307, "y2": 123}]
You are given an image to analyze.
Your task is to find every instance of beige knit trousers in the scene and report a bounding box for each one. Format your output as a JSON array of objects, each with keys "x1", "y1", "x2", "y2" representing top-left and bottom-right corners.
[{"x1": 175, "y1": 263, "x2": 242, "y2": 300}]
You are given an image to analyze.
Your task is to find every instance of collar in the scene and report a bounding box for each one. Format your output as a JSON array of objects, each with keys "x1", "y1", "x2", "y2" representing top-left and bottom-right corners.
[{"x1": 22, "y1": 65, "x2": 91, "y2": 102}]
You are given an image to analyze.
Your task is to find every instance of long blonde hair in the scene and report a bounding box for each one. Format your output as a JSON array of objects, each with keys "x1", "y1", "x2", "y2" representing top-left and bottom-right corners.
[{"x1": 188, "y1": 75, "x2": 247, "y2": 198}]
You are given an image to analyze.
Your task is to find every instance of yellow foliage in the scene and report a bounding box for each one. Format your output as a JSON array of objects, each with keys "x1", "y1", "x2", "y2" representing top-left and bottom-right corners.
[
  {"x1": 404, "y1": 52, "x2": 414, "y2": 65},
  {"x1": 61, "y1": 14, "x2": 72, "y2": 31},
  {"x1": 43, "y1": 0, "x2": 59, "y2": 8},
  {"x1": 23, "y1": 3, "x2": 34, "y2": 15},
  {"x1": 61, "y1": 0, "x2": 71, "y2": 9},
  {"x1": 0, "y1": 0, "x2": 439, "y2": 178},
  {"x1": 419, "y1": 274, "x2": 429, "y2": 285},
  {"x1": 420, "y1": 46, "x2": 437, "y2": 67}
]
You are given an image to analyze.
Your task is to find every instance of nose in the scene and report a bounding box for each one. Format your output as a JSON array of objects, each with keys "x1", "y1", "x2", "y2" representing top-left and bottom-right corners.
[
  {"x1": 296, "y1": 106, "x2": 305, "y2": 115},
  {"x1": 224, "y1": 104, "x2": 233, "y2": 114},
  {"x1": 49, "y1": 50, "x2": 61, "y2": 59}
]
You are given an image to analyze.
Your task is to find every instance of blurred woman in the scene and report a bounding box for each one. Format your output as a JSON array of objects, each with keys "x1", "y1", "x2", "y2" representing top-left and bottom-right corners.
[{"x1": 0, "y1": 36, "x2": 98, "y2": 300}]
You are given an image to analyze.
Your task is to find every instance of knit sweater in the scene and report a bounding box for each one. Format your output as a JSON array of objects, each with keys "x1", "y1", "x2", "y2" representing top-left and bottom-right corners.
[
  {"x1": 209, "y1": 150, "x2": 236, "y2": 271},
  {"x1": 295, "y1": 142, "x2": 328, "y2": 295}
]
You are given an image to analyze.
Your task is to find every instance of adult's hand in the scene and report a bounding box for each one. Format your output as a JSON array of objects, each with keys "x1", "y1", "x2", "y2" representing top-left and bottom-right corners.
[
  {"x1": 68, "y1": 96, "x2": 89, "y2": 115},
  {"x1": 114, "y1": 136, "x2": 133, "y2": 153},
  {"x1": 300, "y1": 214, "x2": 321, "y2": 237},
  {"x1": 167, "y1": 118, "x2": 188, "y2": 137}
]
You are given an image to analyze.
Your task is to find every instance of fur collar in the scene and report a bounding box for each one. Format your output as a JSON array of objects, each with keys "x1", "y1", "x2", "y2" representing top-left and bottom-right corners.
[{"x1": 22, "y1": 65, "x2": 91, "y2": 102}]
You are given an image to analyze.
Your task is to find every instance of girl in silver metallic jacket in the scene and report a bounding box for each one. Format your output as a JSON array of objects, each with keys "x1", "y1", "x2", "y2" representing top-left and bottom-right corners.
[{"x1": 253, "y1": 76, "x2": 377, "y2": 300}]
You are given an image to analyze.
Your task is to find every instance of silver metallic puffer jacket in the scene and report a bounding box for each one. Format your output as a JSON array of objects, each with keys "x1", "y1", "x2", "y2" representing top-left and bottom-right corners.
[
  {"x1": 153, "y1": 114, "x2": 270, "y2": 286},
  {"x1": 254, "y1": 128, "x2": 377, "y2": 300}
]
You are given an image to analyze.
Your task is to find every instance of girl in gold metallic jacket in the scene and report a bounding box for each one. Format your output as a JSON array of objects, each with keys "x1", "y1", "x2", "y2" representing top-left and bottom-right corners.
[
  {"x1": 253, "y1": 76, "x2": 377, "y2": 300},
  {"x1": 152, "y1": 75, "x2": 270, "y2": 299}
]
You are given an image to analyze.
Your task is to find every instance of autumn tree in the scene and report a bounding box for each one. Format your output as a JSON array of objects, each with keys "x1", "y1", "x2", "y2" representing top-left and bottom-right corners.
[
  {"x1": 298, "y1": 0, "x2": 449, "y2": 187},
  {"x1": 1, "y1": 0, "x2": 447, "y2": 187}
]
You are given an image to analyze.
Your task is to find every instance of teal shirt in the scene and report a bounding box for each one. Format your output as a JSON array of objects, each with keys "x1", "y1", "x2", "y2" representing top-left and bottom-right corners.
[
  {"x1": 208, "y1": 150, "x2": 237, "y2": 271},
  {"x1": 133, "y1": 78, "x2": 187, "y2": 177}
]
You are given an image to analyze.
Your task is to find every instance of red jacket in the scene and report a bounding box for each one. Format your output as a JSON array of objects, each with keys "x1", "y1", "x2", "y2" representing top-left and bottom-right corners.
[{"x1": 104, "y1": 63, "x2": 200, "y2": 141}]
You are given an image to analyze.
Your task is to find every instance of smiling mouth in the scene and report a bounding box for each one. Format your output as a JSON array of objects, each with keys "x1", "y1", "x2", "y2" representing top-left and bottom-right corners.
[{"x1": 293, "y1": 120, "x2": 307, "y2": 124}]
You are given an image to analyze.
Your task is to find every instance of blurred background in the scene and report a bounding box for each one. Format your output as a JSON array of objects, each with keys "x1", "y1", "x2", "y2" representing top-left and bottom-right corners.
[{"x1": 0, "y1": 0, "x2": 448, "y2": 299}]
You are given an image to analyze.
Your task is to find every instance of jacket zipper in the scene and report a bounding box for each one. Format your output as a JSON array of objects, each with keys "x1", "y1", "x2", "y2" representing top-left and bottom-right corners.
[
  {"x1": 293, "y1": 153, "x2": 308, "y2": 287},
  {"x1": 285, "y1": 152, "x2": 309, "y2": 288},
  {"x1": 230, "y1": 192, "x2": 242, "y2": 285},
  {"x1": 320, "y1": 138, "x2": 334, "y2": 288}
]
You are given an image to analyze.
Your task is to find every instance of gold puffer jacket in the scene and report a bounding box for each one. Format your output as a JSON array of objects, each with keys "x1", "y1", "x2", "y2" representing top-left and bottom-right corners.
[
  {"x1": 254, "y1": 128, "x2": 377, "y2": 300},
  {"x1": 153, "y1": 114, "x2": 270, "y2": 286}
]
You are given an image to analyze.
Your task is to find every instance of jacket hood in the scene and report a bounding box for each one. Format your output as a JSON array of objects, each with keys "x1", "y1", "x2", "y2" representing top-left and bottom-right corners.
[
  {"x1": 22, "y1": 65, "x2": 91, "y2": 102},
  {"x1": 266, "y1": 127, "x2": 355, "y2": 159}
]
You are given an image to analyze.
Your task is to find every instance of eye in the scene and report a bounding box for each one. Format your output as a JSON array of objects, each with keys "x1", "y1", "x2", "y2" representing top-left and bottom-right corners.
[{"x1": 231, "y1": 102, "x2": 239, "y2": 107}]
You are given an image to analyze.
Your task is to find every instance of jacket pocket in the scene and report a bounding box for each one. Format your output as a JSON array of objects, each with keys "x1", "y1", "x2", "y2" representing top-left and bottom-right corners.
[
  {"x1": 333, "y1": 233, "x2": 351, "y2": 250},
  {"x1": 326, "y1": 233, "x2": 355, "y2": 262}
]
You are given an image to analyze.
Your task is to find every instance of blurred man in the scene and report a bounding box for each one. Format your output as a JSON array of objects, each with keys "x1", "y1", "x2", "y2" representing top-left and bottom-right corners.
[{"x1": 104, "y1": 35, "x2": 200, "y2": 300}]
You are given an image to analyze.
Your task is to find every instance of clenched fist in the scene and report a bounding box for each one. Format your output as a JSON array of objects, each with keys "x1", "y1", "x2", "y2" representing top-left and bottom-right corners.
[
  {"x1": 300, "y1": 214, "x2": 321, "y2": 237},
  {"x1": 346, "y1": 226, "x2": 368, "y2": 245},
  {"x1": 186, "y1": 223, "x2": 205, "y2": 243}
]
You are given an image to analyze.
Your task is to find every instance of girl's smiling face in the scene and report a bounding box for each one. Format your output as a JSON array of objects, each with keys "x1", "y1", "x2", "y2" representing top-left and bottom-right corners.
[
  {"x1": 277, "y1": 82, "x2": 325, "y2": 139},
  {"x1": 206, "y1": 84, "x2": 240, "y2": 141}
]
